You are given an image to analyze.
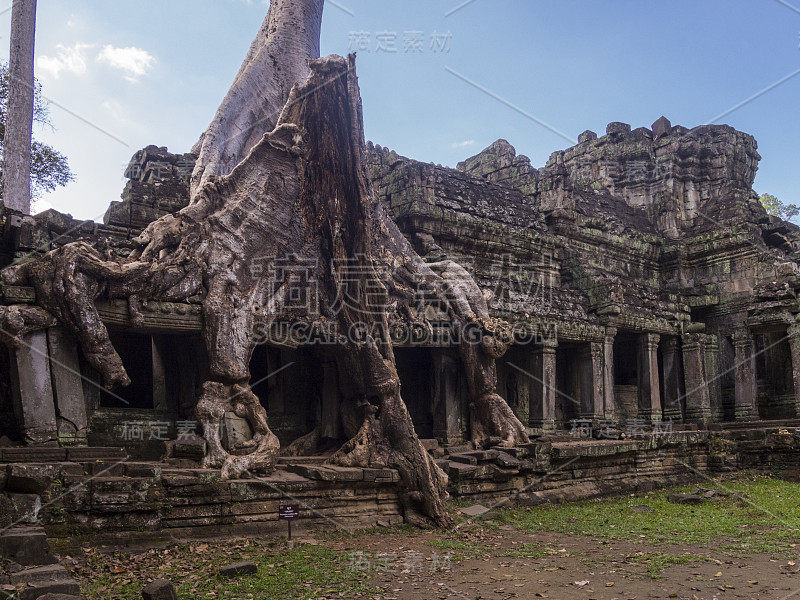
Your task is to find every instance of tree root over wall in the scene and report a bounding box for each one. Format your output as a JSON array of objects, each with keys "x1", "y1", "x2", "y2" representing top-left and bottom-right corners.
[{"x1": 0, "y1": 1, "x2": 527, "y2": 526}]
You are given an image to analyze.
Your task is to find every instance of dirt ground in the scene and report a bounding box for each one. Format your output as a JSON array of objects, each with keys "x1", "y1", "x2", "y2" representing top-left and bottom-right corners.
[{"x1": 324, "y1": 526, "x2": 800, "y2": 600}]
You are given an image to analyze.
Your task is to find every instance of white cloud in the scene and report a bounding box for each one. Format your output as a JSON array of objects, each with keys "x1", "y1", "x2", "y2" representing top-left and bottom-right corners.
[
  {"x1": 37, "y1": 43, "x2": 94, "y2": 79},
  {"x1": 96, "y1": 45, "x2": 156, "y2": 82},
  {"x1": 451, "y1": 140, "x2": 476, "y2": 149}
]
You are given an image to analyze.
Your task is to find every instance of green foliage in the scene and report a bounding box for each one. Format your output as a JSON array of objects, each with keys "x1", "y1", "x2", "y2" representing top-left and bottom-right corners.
[
  {"x1": 760, "y1": 193, "x2": 800, "y2": 221},
  {"x1": 0, "y1": 61, "x2": 74, "y2": 199}
]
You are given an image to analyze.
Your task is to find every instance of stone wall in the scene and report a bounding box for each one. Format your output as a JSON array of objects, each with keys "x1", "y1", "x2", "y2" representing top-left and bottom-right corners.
[
  {"x1": 3, "y1": 426, "x2": 800, "y2": 542},
  {"x1": 3, "y1": 117, "x2": 800, "y2": 457},
  {"x1": 104, "y1": 146, "x2": 196, "y2": 230}
]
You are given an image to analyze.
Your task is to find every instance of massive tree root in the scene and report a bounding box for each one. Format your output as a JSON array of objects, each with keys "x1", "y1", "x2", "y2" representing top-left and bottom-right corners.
[
  {"x1": 196, "y1": 381, "x2": 280, "y2": 479},
  {"x1": 0, "y1": 0, "x2": 527, "y2": 525}
]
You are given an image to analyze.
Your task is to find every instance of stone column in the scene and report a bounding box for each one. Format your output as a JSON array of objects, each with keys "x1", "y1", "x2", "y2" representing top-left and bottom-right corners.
[
  {"x1": 733, "y1": 328, "x2": 757, "y2": 421},
  {"x1": 9, "y1": 331, "x2": 58, "y2": 444},
  {"x1": 661, "y1": 336, "x2": 683, "y2": 423},
  {"x1": 579, "y1": 342, "x2": 604, "y2": 421},
  {"x1": 786, "y1": 323, "x2": 800, "y2": 418},
  {"x1": 265, "y1": 346, "x2": 285, "y2": 416},
  {"x1": 503, "y1": 348, "x2": 529, "y2": 425},
  {"x1": 682, "y1": 333, "x2": 711, "y2": 426},
  {"x1": 603, "y1": 327, "x2": 616, "y2": 418},
  {"x1": 637, "y1": 333, "x2": 661, "y2": 421},
  {"x1": 529, "y1": 340, "x2": 557, "y2": 431},
  {"x1": 433, "y1": 351, "x2": 463, "y2": 444},
  {"x1": 151, "y1": 336, "x2": 169, "y2": 412},
  {"x1": 320, "y1": 361, "x2": 341, "y2": 440},
  {"x1": 704, "y1": 334, "x2": 723, "y2": 422},
  {"x1": 47, "y1": 328, "x2": 88, "y2": 445}
]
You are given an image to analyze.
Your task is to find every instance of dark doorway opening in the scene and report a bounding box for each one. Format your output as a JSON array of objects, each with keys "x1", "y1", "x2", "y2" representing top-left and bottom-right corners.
[
  {"x1": 394, "y1": 347, "x2": 434, "y2": 439},
  {"x1": 100, "y1": 331, "x2": 154, "y2": 409}
]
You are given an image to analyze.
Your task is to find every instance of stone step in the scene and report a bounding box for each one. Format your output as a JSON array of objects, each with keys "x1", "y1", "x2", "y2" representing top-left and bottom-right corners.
[
  {"x1": 284, "y1": 464, "x2": 364, "y2": 482},
  {"x1": 419, "y1": 439, "x2": 439, "y2": 452},
  {"x1": 0, "y1": 446, "x2": 127, "y2": 464},
  {"x1": 6, "y1": 464, "x2": 64, "y2": 495},
  {"x1": 81, "y1": 460, "x2": 127, "y2": 477},
  {"x1": 122, "y1": 462, "x2": 162, "y2": 478},
  {"x1": 66, "y1": 446, "x2": 128, "y2": 462},
  {"x1": 494, "y1": 451, "x2": 521, "y2": 468},
  {"x1": 0, "y1": 527, "x2": 56, "y2": 566},
  {"x1": 91, "y1": 476, "x2": 157, "y2": 492},
  {"x1": 6, "y1": 578, "x2": 81, "y2": 600},
  {"x1": 448, "y1": 453, "x2": 478, "y2": 466},
  {"x1": 160, "y1": 468, "x2": 222, "y2": 487},
  {"x1": 0, "y1": 560, "x2": 80, "y2": 600},
  {"x1": 497, "y1": 447, "x2": 527, "y2": 458},
  {"x1": 463, "y1": 450, "x2": 498, "y2": 462},
  {"x1": 0, "y1": 448, "x2": 66, "y2": 463},
  {"x1": 9, "y1": 564, "x2": 74, "y2": 585},
  {"x1": 445, "y1": 462, "x2": 480, "y2": 481},
  {"x1": 277, "y1": 456, "x2": 330, "y2": 465},
  {"x1": 443, "y1": 444, "x2": 473, "y2": 456},
  {"x1": 434, "y1": 459, "x2": 450, "y2": 471}
]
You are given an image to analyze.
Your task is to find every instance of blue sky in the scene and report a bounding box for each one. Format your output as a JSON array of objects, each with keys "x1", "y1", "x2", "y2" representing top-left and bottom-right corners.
[{"x1": 2, "y1": 0, "x2": 799, "y2": 220}]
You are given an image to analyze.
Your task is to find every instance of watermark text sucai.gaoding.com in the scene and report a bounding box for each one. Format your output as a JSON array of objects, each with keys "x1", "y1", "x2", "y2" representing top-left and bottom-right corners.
[{"x1": 250, "y1": 318, "x2": 557, "y2": 348}]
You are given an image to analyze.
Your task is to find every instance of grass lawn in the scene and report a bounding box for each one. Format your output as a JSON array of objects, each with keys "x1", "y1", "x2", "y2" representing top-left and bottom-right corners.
[{"x1": 495, "y1": 474, "x2": 800, "y2": 555}]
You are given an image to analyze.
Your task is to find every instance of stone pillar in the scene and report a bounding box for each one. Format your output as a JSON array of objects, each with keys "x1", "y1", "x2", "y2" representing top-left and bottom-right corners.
[
  {"x1": 9, "y1": 331, "x2": 58, "y2": 444},
  {"x1": 433, "y1": 351, "x2": 463, "y2": 444},
  {"x1": 733, "y1": 328, "x2": 757, "y2": 421},
  {"x1": 704, "y1": 334, "x2": 723, "y2": 422},
  {"x1": 502, "y1": 347, "x2": 529, "y2": 425},
  {"x1": 637, "y1": 333, "x2": 661, "y2": 421},
  {"x1": 603, "y1": 327, "x2": 616, "y2": 418},
  {"x1": 661, "y1": 336, "x2": 683, "y2": 423},
  {"x1": 152, "y1": 336, "x2": 168, "y2": 412},
  {"x1": 787, "y1": 324, "x2": 800, "y2": 419},
  {"x1": 682, "y1": 333, "x2": 711, "y2": 426},
  {"x1": 579, "y1": 342, "x2": 604, "y2": 421},
  {"x1": 47, "y1": 328, "x2": 88, "y2": 445},
  {"x1": 320, "y1": 361, "x2": 341, "y2": 440},
  {"x1": 265, "y1": 346, "x2": 285, "y2": 416},
  {"x1": 529, "y1": 340, "x2": 557, "y2": 431}
]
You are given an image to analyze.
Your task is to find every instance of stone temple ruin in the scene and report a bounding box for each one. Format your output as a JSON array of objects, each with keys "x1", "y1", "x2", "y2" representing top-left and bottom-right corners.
[{"x1": 2, "y1": 112, "x2": 800, "y2": 547}]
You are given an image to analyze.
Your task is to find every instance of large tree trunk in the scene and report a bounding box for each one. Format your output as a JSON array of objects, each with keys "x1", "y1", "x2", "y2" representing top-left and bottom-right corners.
[
  {"x1": 2, "y1": 0, "x2": 37, "y2": 214},
  {"x1": 189, "y1": 0, "x2": 324, "y2": 195},
  {"x1": 0, "y1": 0, "x2": 528, "y2": 526}
]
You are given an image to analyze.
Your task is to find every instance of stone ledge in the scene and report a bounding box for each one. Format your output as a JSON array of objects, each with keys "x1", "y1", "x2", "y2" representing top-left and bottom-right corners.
[
  {"x1": 285, "y1": 464, "x2": 365, "y2": 482},
  {"x1": 551, "y1": 440, "x2": 640, "y2": 458}
]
